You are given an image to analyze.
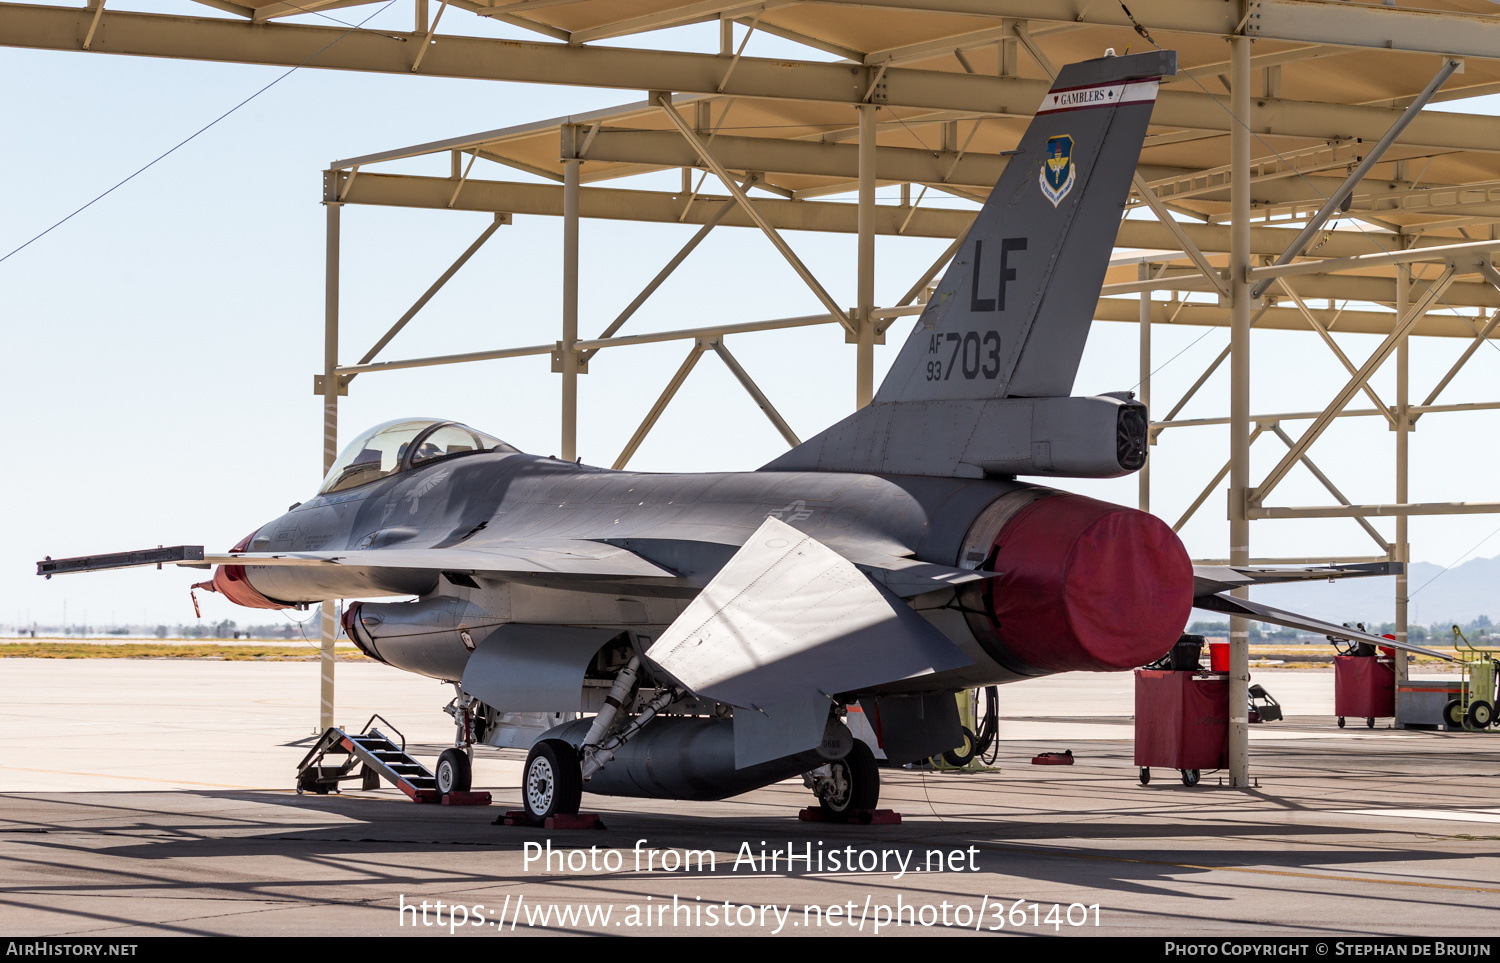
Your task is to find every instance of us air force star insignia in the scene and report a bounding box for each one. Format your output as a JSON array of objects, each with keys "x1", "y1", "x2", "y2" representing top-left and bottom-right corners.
[{"x1": 1039, "y1": 134, "x2": 1075, "y2": 208}]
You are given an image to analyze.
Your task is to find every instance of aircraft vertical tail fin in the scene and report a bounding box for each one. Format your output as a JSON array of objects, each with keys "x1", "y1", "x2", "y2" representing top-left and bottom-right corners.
[{"x1": 764, "y1": 49, "x2": 1173, "y2": 479}]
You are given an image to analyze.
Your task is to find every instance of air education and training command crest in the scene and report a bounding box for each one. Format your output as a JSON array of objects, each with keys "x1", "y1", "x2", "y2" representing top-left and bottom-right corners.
[{"x1": 1039, "y1": 134, "x2": 1075, "y2": 207}]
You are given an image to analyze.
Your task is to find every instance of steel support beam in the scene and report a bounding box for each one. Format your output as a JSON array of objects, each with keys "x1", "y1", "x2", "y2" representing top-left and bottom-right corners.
[
  {"x1": 81, "y1": 0, "x2": 104, "y2": 49},
  {"x1": 709, "y1": 340, "x2": 801, "y2": 447},
  {"x1": 1414, "y1": 311, "x2": 1500, "y2": 420},
  {"x1": 896, "y1": 234, "x2": 962, "y2": 308},
  {"x1": 561, "y1": 155, "x2": 580, "y2": 462},
  {"x1": 567, "y1": 1, "x2": 781, "y2": 46},
  {"x1": 336, "y1": 172, "x2": 1498, "y2": 263},
  {"x1": 583, "y1": 178, "x2": 755, "y2": 363},
  {"x1": 349, "y1": 214, "x2": 506, "y2": 378},
  {"x1": 1173, "y1": 425, "x2": 1267, "y2": 534},
  {"x1": 657, "y1": 95, "x2": 854, "y2": 335},
  {"x1": 1131, "y1": 173, "x2": 1229, "y2": 298},
  {"x1": 1154, "y1": 399, "x2": 1500, "y2": 431},
  {"x1": 1253, "y1": 266, "x2": 1457, "y2": 503},
  {"x1": 1139, "y1": 263, "x2": 1151, "y2": 513},
  {"x1": 613, "y1": 342, "x2": 707, "y2": 470},
  {"x1": 1245, "y1": 237, "x2": 1500, "y2": 283},
  {"x1": 1250, "y1": 502, "x2": 1500, "y2": 519},
  {"x1": 1395, "y1": 255, "x2": 1411, "y2": 705},
  {"x1": 319, "y1": 199, "x2": 340, "y2": 735},
  {"x1": 856, "y1": 103, "x2": 877, "y2": 408},
  {"x1": 10, "y1": 6, "x2": 1500, "y2": 151},
  {"x1": 1227, "y1": 32, "x2": 1251, "y2": 790},
  {"x1": 1276, "y1": 278, "x2": 1396, "y2": 428},
  {"x1": 1266, "y1": 424, "x2": 1389, "y2": 551},
  {"x1": 1101, "y1": 269, "x2": 1500, "y2": 309},
  {"x1": 1249, "y1": 57, "x2": 1462, "y2": 300},
  {"x1": 1091, "y1": 295, "x2": 1497, "y2": 340}
]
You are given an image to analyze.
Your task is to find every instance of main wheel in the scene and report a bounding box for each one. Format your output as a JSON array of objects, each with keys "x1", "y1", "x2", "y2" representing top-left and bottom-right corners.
[
  {"x1": 523, "y1": 739, "x2": 581, "y2": 821},
  {"x1": 1139, "y1": 767, "x2": 1151, "y2": 785},
  {"x1": 1467, "y1": 700, "x2": 1493, "y2": 729},
  {"x1": 819, "y1": 741, "x2": 880, "y2": 816},
  {"x1": 1180, "y1": 769, "x2": 1200, "y2": 787},
  {"x1": 942, "y1": 727, "x2": 978, "y2": 767},
  {"x1": 436, "y1": 748, "x2": 472, "y2": 794},
  {"x1": 1444, "y1": 699, "x2": 1465, "y2": 729}
]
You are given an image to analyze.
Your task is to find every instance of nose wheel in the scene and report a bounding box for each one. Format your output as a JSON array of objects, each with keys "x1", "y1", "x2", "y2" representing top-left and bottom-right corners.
[{"x1": 435, "y1": 748, "x2": 472, "y2": 794}]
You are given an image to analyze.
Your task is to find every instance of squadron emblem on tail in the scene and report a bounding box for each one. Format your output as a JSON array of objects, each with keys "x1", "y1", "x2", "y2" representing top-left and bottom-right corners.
[{"x1": 1040, "y1": 134, "x2": 1076, "y2": 207}]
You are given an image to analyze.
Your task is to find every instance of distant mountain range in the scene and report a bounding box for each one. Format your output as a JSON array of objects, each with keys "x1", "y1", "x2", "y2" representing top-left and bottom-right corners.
[{"x1": 1238, "y1": 553, "x2": 1498, "y2": 628}]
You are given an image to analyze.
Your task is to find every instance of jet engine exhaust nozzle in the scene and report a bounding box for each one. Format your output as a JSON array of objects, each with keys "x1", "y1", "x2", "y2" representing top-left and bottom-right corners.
[{"x1": 964, "y1": 491, "x2": 1193, "y2": 675}]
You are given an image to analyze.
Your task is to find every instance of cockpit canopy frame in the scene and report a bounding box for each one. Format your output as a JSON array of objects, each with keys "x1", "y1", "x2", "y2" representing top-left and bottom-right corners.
[{"x1": 318, "y1": 418, "x2": 515, "y2": 495}]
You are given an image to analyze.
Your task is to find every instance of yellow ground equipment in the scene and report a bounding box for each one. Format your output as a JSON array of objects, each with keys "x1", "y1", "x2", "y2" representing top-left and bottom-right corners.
[{"x1": 1446, "y1": 626, "x2": 1499, "y2": 731}]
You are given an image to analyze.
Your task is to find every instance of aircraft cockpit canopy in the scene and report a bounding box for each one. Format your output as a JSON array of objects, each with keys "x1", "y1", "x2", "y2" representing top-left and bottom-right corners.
[{"x1": 319, "y1": 418, "x2": 517, "y2": 494}]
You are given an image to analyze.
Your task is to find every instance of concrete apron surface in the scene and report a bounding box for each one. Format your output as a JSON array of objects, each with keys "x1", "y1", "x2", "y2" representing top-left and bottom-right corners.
[{"x1": 2, "y1": 659, "x2": 1498, "y2": 936}]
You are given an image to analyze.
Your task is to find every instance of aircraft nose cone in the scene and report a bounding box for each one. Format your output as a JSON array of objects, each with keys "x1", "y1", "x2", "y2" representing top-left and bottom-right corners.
[{"x1": 984, "y1": 492, "x2": 1193, "y2": 673}]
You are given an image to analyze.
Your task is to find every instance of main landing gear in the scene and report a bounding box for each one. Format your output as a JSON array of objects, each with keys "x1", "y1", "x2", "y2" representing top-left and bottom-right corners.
[
  {"x1": 816, "y1": 741, "x2": 881, "y2": 816},
  {"x1": 522, "y1": 739, "x2": 583, "y2": 821}
]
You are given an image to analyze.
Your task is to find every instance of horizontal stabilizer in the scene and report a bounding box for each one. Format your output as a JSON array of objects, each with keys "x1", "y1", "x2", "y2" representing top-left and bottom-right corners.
[
  {"x1": 1196, "y1": 591, "x2": 1453, "y2": 662},
  {"x1": 763, "y1": 394, "x2": 1145, "y2": 478},
  {"x1": 1193, "y1": 561, "x2": 1401, "y2": 597},
  {"x1": 607, "y1": 534, "x2": 996, "y2": 597},
  {"x1": 644, "y1": 516, "x2": 971, "y2": 766}
]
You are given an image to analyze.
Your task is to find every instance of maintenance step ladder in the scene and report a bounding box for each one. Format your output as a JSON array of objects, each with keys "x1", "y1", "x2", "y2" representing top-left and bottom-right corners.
[{"x1": 295, "y1": 714, "x2": 489, "y2": 805}]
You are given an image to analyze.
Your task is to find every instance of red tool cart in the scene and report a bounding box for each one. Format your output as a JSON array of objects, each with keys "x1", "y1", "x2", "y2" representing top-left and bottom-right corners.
[
  {"x1": 1134, "y1": 668, "x2": 1229, "y2": 787},
  {"x1": 1334, "y1": 647, "x2": 1396, "y2": 729}
]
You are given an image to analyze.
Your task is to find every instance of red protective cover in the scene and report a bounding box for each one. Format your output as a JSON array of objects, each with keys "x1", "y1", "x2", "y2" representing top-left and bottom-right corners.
[
  {"x1": 985, "y1": 493, "x2": 1193, "y2": 673},
  {"x1": 1333, "y1": 655, "x2": 1396, "y2": 718},
  {"x1": 1134, "y1": 669, "x2": 1229, "y2": 770},
  {"x1": 209, "y1": 530, "x2": 290, "y2": 610}
]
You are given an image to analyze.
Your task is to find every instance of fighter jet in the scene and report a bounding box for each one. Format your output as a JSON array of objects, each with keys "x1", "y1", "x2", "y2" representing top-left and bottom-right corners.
[{"x1": 40, "y1": 49, "x2": 1434, "y2": 821}]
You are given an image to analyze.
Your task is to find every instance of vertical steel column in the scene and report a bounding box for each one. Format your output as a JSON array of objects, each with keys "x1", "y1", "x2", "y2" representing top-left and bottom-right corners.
[
  {"x1": 319, "y1": 198, "x2": 341, "y2": 733},
  {"x1": 1139, "y1": 262, "x2": 1151, "y2": 513},
  {"x1": 561, "y1": 151, "x2": 581, "y2": 461},
  {"x1": 1395, "y1": 249, "x2": 1411, "y2": 703},
  {"x1": 856, "y1": 104, "x2": 877, "y2": 408},
  {"x1": 1227, "y1": 31, "x2": 1252, "y2": 787}
]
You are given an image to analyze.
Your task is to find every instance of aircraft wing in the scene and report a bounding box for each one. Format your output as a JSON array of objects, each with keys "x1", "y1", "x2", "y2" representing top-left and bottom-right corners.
[
  {"x1": 1192, "y1": 561, "x2": 1400, "y2": 597},
  {"x1": 603, "y1": 535, "x2": 998, "y2": 598},
  {"x1": 643, "y1": 517, "x2": 973, "y2": 767},
  {"x1": 1194, "y1": 590, "x2": 1453, "y2": 661},
  {"x1": 38, "y1": 541, "x2": 676, "y2": 579}
]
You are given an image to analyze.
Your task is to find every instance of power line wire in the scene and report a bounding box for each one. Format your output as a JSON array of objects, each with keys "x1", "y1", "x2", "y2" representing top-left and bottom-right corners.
[{"x1": 0, "y1": 0, "x2": 400, "y2": 266}]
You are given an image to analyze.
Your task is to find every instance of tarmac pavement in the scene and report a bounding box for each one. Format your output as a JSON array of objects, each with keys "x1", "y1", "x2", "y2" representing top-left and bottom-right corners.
[{"x1": 2, "y1": 659, "x2": 1497, "y2": 937}]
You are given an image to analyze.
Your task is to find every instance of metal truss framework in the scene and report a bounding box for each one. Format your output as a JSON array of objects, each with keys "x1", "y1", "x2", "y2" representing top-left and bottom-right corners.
[{"x1": 13, "y1": 0, "x2": 1500, "y2": 786}]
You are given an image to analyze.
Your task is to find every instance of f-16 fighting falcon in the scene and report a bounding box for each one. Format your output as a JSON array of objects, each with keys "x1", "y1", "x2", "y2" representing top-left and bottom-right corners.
[{"x1": 40, "y1": 49, "x2": 1434, "y2": 822}]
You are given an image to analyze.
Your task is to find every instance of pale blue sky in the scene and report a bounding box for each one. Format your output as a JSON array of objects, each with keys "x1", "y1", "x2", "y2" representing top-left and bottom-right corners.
[{"x1": 4, "y1": 5, "x2": 1498, "y2": 627}]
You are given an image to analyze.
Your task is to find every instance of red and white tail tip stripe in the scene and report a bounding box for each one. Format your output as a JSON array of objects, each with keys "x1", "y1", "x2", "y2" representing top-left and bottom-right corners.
[{"x1": 1037, "y1": 80, "x2": 1160, "y2": 115}]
